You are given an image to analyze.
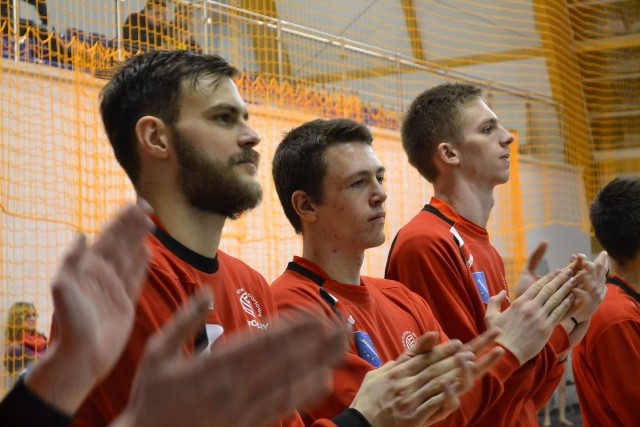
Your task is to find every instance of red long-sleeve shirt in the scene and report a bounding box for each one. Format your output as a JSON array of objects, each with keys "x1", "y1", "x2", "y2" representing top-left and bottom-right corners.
[
  {"x1": 572, "y1": 276, "x2": 640, "y2": 427},
  {"x1": 386, "y1": 197, "x2": 569, "y2": 427},
  {"x1": 61, "y1": 225, "x2": 340, "y2": 427},
  {"x1": 272, "y1": 256, "x2": 519, "y2": 426}
]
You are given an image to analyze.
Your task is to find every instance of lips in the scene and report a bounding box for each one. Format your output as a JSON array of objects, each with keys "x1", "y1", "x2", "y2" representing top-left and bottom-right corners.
[
  {"x1": 232, "y1": 150, "x2": 260, "y2": 167},
  {"x1": 369, "y1": 212, "x2": 386, "y2": 221}
]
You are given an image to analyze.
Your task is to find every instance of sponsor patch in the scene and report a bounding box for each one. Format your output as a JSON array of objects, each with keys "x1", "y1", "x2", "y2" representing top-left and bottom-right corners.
[
  {"x1": 354, "y1": 331, "x2": 381, "y2": 368},
  {"x1": 472, "y1": 271, "x2": 490, "y2": 303}
]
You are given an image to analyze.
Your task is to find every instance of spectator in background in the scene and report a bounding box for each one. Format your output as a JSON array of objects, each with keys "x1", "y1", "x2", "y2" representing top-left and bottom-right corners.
[
  {"x1": 0, "y1": 0, "x2": 72, "y2": 64},
  {"x1": 122, "y1": 0, "x2": 170, "y2": 53},
  {"x1": 0, "y1": 0, "x2": 48, "y2": 31},
  {"x1": 170, "y1": 2, "x2": 202, "y2": 53},
  {"x1": 4, "y1": 301, "x2": 48, "y2": 378}
]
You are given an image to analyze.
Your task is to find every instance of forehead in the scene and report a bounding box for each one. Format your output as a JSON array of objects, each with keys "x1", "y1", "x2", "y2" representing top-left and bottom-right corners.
[
  {"x1": 324, "y1": 142, "x2": 381, "y2": 176},
  {"x1": 459, "y1": 99, "x2": 496, "y2": 129},
  {"x1": 178, "y1": 76, "x2": 247, "y2": 114}
]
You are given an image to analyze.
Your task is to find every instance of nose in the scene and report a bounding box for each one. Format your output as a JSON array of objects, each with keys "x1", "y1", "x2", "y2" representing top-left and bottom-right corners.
[
  {"x1": 371, "y1": 181, "x2": 387, "y2": 205},
  {"x1": 239, "y1": 122, "x2": 261, "y2": 149},
  {"x1": 501, "y1": 126, "x2": 514, "y2": 146}
]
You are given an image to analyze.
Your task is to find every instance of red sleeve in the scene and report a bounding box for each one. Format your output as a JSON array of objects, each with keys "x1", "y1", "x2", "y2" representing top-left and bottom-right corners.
[
  {"x1": 573, "y1": 318, "x2": 640, "y2": 426},
  {"x1": 530, "y1": 327, "x2": 569, "y2": 409},
  {"x1": 403, "y1": 292, "x2": 521, "y2": 426},
  {"x1": 387, "y1": 219, "x2": 566, "y2": 424},
  {"x1": 273, "y1": 283, "x2": 374, "y2": 422}
]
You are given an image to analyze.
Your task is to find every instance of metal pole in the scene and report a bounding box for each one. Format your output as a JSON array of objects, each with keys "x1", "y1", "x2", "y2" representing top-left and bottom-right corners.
[
  {"x1": 202, "y1": 0, "x2": 209, "y2": 54},
  {"x1": 277, "y1": 21, "x2": 283, "y2": 85},
  {"x1": 12, "y1": 0, "x2": 20, "y2": 62},
  {"x1": 116, "y1": 0, "x2": 123, "y2": 62}
]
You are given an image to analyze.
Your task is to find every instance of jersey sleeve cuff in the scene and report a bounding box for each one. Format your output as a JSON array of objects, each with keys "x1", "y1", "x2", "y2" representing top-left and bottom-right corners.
[
  {"x1": 548, "y1": 325, "x2": 571, "y2": 362},
  {"x1": 492, "y1": 343, "x2": 521, "y2": 381},
  {"x1": 332, "y1": 408, "x2": 372, "y2": 427}
]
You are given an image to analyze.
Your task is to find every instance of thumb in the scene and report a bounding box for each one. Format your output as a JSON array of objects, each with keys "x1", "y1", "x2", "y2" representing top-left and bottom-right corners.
[{"x1": 485, "y1": 290, "x2": 506, "y2": 326}]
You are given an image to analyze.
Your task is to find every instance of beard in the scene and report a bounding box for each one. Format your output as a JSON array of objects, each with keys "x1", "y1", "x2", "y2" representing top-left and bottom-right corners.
[{"x1": 173, "y1": 130, "x2": 262, "y2": 219}]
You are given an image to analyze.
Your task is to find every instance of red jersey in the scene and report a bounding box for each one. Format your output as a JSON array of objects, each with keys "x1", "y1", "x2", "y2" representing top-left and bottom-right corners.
[
  {"x1": 572, "y1": 276, "x2": 640, "y2": 426},
  {"x1": 386, "y1": 197, "x2": 569, "y2": 427},
  {"x1": 69, "y1": 225, "x2": 302, "y2": 427},
  {"x1": 272, "y1": 256, "x2": 519, "y2": 426}
]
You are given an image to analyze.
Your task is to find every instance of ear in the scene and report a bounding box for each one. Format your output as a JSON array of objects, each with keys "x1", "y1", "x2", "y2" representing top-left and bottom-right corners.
[
  {"x1": 436, "y1": 142, "x2": 459, "y2": 166},
  {"x1": 291, "y1": 190, "x2": 318, "y2": 226},
  {"x1": 135, "y1": 116, "x2": 171, "y2": 160}
]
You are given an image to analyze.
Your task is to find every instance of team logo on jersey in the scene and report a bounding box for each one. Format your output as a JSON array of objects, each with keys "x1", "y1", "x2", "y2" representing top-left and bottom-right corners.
[
  {"x1": 401, "y1": 331, "x2": 418, "y2": 350},
  {"x1": 346, "y1": 315, "x2": 356, "y2": 326},
  {"x1": 236, "y1": 288, "x2": 269, "y2": 330},
  {"x1": 354, "y1": 331, "x2": 381, "y2": 368},
  {"x1": 473, "y1": 271, "x2": 490, "y2": 303}
]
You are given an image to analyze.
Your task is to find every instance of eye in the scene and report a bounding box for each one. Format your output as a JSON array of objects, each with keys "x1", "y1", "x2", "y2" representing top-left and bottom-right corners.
[
  {"x1": 351, "y1": 179, "x2": 365, "y2": 188},
  {"x1": 215, "y1": 114, "x2": 231, "y2": 123},
  {"x1": 376, "y1": 175, "x2": 384, "y2": 185},
  {"x1": 481, "y1": 126, "x2": 493, "y2": 134}
]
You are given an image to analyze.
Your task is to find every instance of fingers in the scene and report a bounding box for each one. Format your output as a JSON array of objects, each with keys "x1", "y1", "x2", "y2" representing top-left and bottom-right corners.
[
  {"x1": 461, "y1": 327, "x2": 500, "y2": 358},
  {"x1": 527, "y1": 268, "x2": 573, "y2": 306},
  {"x1": 453, "y1": 353, "x2": 475, "y2": 394},
  {"x1": 547, "y1": 290, "x2": 575, "y2": 324},
  {"x1": 91, "y1": 204, "x2": 153, "y2": 276},
  {"x1": 394, "y1": 338, "x2": 463, "y2": 377},
  {"x1": 401, "y1": 331, "x2": 440, "y2": 359},
  {"x1": 411, "y1": 381, "x2": 461, "y2": 425},
  {"x1": 593, "y1": 251, "x2": 608, "y2": 270},
  {"x1": 122, "y1": 243, "x2": 151, "y2": 302},
  {"x1": 485, "y1": 291, "x2": 507, "y2": 328},
  {"x1": 398, "y1": 349, "x2": 474, "y2": 407},
  {"x1": 145, "y1": 289, "x2": 212, "y2": 361},
  {"x1": 50, "y1": 234, "x2": 88, "y2": 323},
  {"x1": 526, "y1": 240, "x2": 548, "y2": 274},
  {"x1": 221, "y1": 316, "x2": 347, "y2": 425},
  {"x1": 473, "y1": 346, "x2": 504, "y2": 379},
  {"x1": 538, "y1": 270, "x2": 575, "y2": 313}
]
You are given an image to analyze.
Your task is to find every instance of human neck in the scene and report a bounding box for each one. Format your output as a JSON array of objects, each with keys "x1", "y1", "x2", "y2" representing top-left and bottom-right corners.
[
  {"x1": 609, "y1": 256, "x2": 640, "y2": 293},
  {"x1": 144, "y1": 195, "x2": 226, "y2": 259},
  {"x1": 434, "y1": 177, "x2": 495, "y2": 228},
  {"x1": 301, "y1": 234, "x2": 364, "y2": 285}
]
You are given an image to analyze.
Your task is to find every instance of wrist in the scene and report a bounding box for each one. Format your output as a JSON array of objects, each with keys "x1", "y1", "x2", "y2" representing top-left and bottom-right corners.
[
  {"x1": 24, "y1": 343, "x2": 95, "y2": 415},
  {"x1": 110, "y1": 408, "x2": 136, "y2": 427},
  {"x1": 494, "y1": 338, "x2": 526, "y2": 365}
]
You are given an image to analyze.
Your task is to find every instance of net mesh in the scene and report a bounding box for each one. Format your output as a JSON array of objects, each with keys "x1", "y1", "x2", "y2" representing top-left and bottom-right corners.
[{"x1": 1, "y1": 0, "x2": 639, "y2": 392}]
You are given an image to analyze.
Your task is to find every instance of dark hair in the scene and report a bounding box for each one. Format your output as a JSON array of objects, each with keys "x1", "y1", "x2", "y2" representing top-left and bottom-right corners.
[
  {"x1": 273, "y1": 118, "x2": 373, "y2": 233},
  {"x1": 590, "y1": 176, "x2": 640, "y2": 264},
  {"x1": 100, "y1": 50, "x2": 237, "y2": 187},
  {"x1": 402, "y1": 83, "x2": 483, "y2": 182}
]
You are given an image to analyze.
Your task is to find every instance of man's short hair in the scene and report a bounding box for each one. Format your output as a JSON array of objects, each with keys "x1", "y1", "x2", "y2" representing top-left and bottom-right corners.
[
  {"x1": 273, "y1": 118, "x2": 373, "y2": 233},
  {"x1": 100, "y1": 50, "x2": 237, "y2": 187},
  {"x1": 402, "y1": 83, "x2": 483, "y2": 182},
  {"x1": 590, "y1": 176, "x2": 640, "y2": 264}
]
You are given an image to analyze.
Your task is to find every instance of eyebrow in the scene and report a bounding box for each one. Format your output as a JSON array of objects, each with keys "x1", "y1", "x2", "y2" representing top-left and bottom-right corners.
[
  {"x1": 478, "y1": 117, "x2": 498, "y2": 128},
  {"x1": 206, "y1": 103, "x2": 249, "y2": 120},
  {"x1": 345, "y1": 166, "x2": 386, "y2": 180}
]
